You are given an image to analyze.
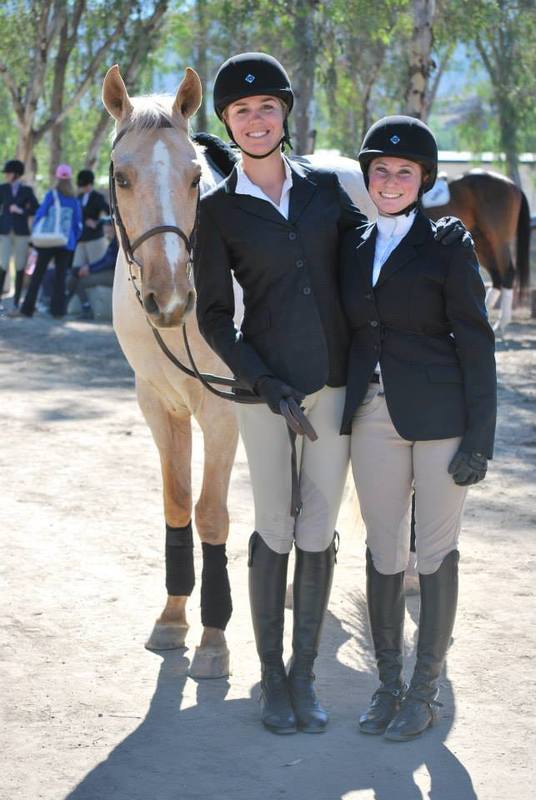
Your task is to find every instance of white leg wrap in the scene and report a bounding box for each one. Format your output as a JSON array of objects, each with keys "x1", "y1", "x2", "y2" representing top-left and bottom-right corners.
[
  {"x1": 493, "y1": 288, "x2": 514, "y2": 333},
  {"x1": 485, "y1": 287, "x2": 501, "y2": 311}
]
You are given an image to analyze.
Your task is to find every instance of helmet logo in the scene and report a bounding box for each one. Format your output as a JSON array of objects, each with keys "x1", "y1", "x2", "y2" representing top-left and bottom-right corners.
[
  {"x1": 245, "y1": 73, "x2": 256, "y2": 84},
  {"x1": 390, "y1": 135, "x2": 400, "y2": 144}
]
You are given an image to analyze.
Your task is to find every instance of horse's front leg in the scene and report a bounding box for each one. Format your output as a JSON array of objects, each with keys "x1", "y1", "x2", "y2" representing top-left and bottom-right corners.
[
  {"x1": 189, "y1": 396, "x2": 239, "y2": 679},
  {"x1": 136, "y1": 378, "x2": 194, "y2": 651}
]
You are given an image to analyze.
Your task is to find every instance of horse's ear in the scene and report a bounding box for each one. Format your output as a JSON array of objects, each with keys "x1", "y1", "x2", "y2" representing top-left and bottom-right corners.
[
  {"x1": 172, "y1": 68, "x2": 202, "y2": 124},
  {"x1": 102, "y1": 65, "x2": 134, "y2": 122}
]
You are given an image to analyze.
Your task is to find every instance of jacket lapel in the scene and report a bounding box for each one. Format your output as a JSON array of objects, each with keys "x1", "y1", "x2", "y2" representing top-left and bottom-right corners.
[
  {"x1": 224, "y1": 164, "x2": 290, "y2": 227},
  {"x1": 374, "y1": 211, "x2": 432, "y2": 289},
  {"x1": 288, "y1": 160, "x2": 317, "y2": 224},
  {"x1": 355, "y1": 225, "x2": 377, "y2": 288}
]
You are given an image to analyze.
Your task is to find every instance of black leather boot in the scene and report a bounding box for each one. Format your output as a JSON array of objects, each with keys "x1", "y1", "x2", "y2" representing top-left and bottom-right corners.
[
  {"x1": 385, "y1": 550, "x2": 459, "y2": 741},
  {"x1": 287, "y1": 536, "x2": 336, "y2": 733},
  {"x1": 14, "y1": 269, "x2": 25, "y2": 308},
  {"x1": 0, "y1": 268, "x2": 6, "y2": 299},
  {"x1": 359, "y1": 549, "x2": 406, "y2": 734},
  {"x1": 248, "y1": 532, "x2": 297, "y2": 735}
]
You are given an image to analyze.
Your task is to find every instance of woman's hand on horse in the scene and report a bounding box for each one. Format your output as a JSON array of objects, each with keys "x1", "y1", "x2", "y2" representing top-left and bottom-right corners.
[
  {"x1": 254, "y1": 375, "x2": 305, "y2": 415},
  {"x1": 434, "y1": 216, "x2": 474, "y2": 248},
  {"x1": 448, "y1": 449, "x2": 487, "y2": 485}
]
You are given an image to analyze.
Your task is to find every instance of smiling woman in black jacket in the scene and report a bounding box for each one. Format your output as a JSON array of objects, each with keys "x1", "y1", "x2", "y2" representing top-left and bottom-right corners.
[
  {"x1": 194, "y1": 52, "x2": 369, "y2": 736},
  {"x1": 340, "y1": 116, "x2": 496, "y2": 742}
]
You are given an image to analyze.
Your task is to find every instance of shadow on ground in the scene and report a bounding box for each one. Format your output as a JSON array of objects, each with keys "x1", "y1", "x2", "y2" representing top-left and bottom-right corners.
[{"x1": 65, "y1": 600, "x2": 476, "y2": 800}]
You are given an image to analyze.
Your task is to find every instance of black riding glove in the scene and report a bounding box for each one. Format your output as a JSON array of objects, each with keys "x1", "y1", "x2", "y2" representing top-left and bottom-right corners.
[
  {"x1": 254, "y1": 376, "x2": 305, "y2": 415},
  {"x1": 434, "y1": 216, "x2": 474, "y2": 248},
  {"x1": 448, "y1": 449, "x2": 487, "y2": 486}
]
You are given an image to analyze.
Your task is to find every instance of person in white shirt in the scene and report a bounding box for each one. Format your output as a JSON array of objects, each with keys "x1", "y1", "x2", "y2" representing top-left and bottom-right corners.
[
  {"x1": 339, "y1": 116, "x2": 496, "y2": 742},
  {"x1": 194, "y1": 52, "x2": 369, "y2": 736}
]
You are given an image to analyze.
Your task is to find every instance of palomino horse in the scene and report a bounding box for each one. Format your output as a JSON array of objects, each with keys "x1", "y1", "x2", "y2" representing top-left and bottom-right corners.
[
  {"x1": 426, "y1": 169, "x2": 531, "y2": 332},
  {"x1": 103, "y1": 66, "x2": 239, "y2": 678}
]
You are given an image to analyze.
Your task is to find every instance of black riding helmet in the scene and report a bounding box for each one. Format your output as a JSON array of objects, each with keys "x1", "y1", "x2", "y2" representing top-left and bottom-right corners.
[
  {"x1": 359, "y1": 115, "x2": 438, "y2": 194},
  {"x1": 213, "y1": 52, "x2": 294, "y2": 158},
  {"x1": 3, "y1": 159, "x2": 24, "y2": 176}
]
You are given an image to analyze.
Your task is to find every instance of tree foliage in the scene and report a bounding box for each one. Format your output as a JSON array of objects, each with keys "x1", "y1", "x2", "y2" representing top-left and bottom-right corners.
[{"x1": 0, "y1": 0, "x2": 534, "y2": 187}]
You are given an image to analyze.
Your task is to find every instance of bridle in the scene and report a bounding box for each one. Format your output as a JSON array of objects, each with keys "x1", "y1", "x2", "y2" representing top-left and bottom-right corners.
[{"x1": 109, "y1": 121, "x2": 317, "y2": 516}]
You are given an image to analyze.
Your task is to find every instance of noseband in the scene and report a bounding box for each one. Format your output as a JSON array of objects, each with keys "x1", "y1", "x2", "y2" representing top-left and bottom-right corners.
[{"x1": 109, "y1": 122, "x2": 316, "y2": 517}]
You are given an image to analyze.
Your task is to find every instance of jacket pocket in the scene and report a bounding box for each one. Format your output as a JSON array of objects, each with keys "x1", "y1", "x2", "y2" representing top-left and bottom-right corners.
[
  {"x1": 427, "y1": 364, "x2": 463, "y2": 383},
  {"x1": 241, "y1": 309, "x2": 271, "y2": 338}
]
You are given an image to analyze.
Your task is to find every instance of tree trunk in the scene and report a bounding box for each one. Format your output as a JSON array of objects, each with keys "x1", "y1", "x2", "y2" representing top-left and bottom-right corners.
[
  {"x1": 85, "y1": 109, "x2": 112, "y2": 170},
  {"x1": 193, "y1": 0, "x2": 208, "y2": 132},
  {"x1": 292, "y1": 0, "x2": 317, "y2": 154},
  {"x1": 405, "y1": 0, "x2": 436, "y2": 119}
]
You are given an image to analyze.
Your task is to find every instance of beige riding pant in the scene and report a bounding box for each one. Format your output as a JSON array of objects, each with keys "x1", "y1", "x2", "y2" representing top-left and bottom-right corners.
[
  {"x1": 72, "y1": 238, "x2": 108, "y2": 268},
  {"x1": 350, "y1": 383, "x2": 467, "y2": 575},
  {"x1": 237, "y1": 385, "x2": 349, "y2": 554},
  {"x1": 0, "y1": 233, "x2": 30, "y2": 272}
]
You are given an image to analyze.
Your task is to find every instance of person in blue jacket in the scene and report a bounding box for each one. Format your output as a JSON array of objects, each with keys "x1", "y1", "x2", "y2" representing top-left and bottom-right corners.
[{"x1": 10, "y1": 164, "x2": 82, "y2": 319}]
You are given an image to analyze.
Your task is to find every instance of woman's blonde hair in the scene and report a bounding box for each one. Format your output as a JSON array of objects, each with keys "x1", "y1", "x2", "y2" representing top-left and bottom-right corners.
[{"x1": 55, "y1": 178, "x2": 75, "y2": 197}]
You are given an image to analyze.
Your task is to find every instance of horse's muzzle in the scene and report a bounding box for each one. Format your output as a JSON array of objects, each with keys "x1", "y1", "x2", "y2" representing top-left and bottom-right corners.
[{"x1": 143, "y1": 287, "x2": 195, "y2": 328}]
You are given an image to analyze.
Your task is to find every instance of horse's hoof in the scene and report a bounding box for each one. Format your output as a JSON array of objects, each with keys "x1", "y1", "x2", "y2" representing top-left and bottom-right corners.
[
  {"x1": 145, "y1": 622, "x2": 189, "y2": 651},
  {"x1": 189, "y1": 645, "x2": 230, "y2": 679},
  {"x1": 285, "y1": 582, "x2": 293, "y2": 610}
]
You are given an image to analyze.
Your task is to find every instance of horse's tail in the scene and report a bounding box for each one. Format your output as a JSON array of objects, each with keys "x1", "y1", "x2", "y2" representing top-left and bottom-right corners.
[{"x1": 516, "y1": 189, "x2": 531, "y2": 289}]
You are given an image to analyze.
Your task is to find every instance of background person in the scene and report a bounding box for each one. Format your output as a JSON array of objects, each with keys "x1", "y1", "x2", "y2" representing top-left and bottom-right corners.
[
  {"x1": 10, "y1": 164, "x2": 82, "y2": 319},
  {"x1": 0, "y1": 159, "x2": 39, "y2": 308},
  {"x1": 72, "y1": 169, "x2": 110, "y2": 269},
  {"x1": 339, "y1": 116, "x2": 497, "y2": 742},
  {"x1": 67, "y1": 218, "x2": 117, "y2": 319}
]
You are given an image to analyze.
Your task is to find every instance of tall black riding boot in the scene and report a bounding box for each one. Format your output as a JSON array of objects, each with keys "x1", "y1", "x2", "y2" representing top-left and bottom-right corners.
[
  {"x1": 14, "y1": 269, "x2": 25, "y2": 308},
  {"x1": 0, "y1": 268, "x2": 6, "y2": 299},
  {"x1": 287, "y1": 536, "x2": 336, "y2": 733},
  {"x1": 248, "y1": 532, "x2": 296, "y2": 735},
  {"x1": 359, "y1": 548, "x2": 406, "y2": 734},
  {"x1": 385, "y1": 550, "x2": 459, "y2": 741}
]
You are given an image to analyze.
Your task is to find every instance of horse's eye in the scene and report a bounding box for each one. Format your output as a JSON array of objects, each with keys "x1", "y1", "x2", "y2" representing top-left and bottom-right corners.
[
  {"x1": 115, "y1": 172, "x2": 130, "y2": 189},
  {"x1": 191, "y1": 175, "x2": 201, "y2": 188}
]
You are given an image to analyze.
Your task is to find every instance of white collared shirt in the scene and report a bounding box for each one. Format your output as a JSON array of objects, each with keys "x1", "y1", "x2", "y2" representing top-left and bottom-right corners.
[
  {"x1": 372, "y1": 210, "x2": 417, "y2": 287},
  {"x1": 370, "y1": 209, "x2": 417, "y2": 377},
  {"x1": 235, "y1": 157, "x2": 293, "y2": 220}
]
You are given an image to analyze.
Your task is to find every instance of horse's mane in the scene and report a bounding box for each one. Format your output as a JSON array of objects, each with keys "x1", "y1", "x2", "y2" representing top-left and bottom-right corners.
[{"x1": 116, "y1": 94, "x2": 178, "y2": 136}]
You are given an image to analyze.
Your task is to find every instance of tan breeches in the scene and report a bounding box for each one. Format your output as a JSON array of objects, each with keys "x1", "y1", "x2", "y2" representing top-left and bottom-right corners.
[
  {"x1": 72, "y1": 238, "x2": 108, "y2": 268},
  {"x1": 237, "y1": 386, "x2": 349, "y2": 554},
  {"x1": 350, "y1": 384, "x2": 467, "y2": 575},
  {"x1": 0, "y1": 233, "x2": 30, "y2": 272}
]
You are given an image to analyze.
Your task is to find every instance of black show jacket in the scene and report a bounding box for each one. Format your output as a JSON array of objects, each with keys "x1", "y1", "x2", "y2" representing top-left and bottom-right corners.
[
  {"x1": 339, "y1": 211, "x2": 497, "y2": 458},
  {"x1": 194, "y1": 160, "x2": 367, "y2": 395},
  {"x1": 78, "y1": 190, "x2": 110, "y2": 241},
  {"x1": 0, "y1": 182, "x2": 39, "y2": 235}
]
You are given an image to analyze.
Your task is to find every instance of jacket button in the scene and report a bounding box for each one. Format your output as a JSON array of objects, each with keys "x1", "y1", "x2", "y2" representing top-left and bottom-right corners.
[
  {"x1": 365, "y1": 293, "x2": 372, "y2": 300},
  {"x1": 303, "y1": 287, "x2": 311, "y2": 295},
  {"x1": 369, "y1": 320, "x2": 379, "y2": 327},
  {"x1": 289, "y1": 232, "x2": 297, "y2": 240},
  {"x1": 296, "y1": 259, "x2": 304, "y2": 268}
]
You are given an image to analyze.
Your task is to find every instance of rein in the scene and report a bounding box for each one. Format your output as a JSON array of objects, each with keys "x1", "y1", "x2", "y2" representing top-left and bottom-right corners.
[{"x1": 109, "y1": 123, "x2": 317, "y2": 516}]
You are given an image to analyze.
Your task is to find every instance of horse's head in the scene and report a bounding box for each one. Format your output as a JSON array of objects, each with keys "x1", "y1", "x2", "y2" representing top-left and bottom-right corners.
[{"x1": 102, "y1": 65, "x2": 203, "y2": 328}]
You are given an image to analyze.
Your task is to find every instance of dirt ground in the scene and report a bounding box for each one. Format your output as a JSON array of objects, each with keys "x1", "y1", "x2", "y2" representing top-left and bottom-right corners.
[{"x1": 1, "y1": 305, "x2": 535, "y2": 800}]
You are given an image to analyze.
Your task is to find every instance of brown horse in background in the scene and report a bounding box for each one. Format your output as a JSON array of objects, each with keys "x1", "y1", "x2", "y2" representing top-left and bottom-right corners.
[{"x1": 426, "y1": 169, "x2": 531, "y2": 332}]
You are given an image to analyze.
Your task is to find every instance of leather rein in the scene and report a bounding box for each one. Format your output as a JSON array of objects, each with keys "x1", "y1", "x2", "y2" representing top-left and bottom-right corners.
[{"x1": 109, "y1": 124, "x2": 317, "y2": 516}]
